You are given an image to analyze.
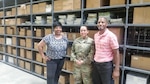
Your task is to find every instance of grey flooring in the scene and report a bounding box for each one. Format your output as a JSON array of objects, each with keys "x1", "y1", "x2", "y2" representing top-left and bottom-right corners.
[{"x1": 0, "y1": 62, "x2": 46, "y2": 84}]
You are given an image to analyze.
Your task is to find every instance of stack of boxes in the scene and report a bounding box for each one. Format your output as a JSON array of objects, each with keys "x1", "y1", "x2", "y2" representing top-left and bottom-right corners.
[
  {"x1": 32, "y1": 2, "x2": 52, "y2": 14},
  {"x1": 54, "y1": 0, "x2": 81, "y2": 11},
  {"x1": 132, "y1": 0, "x2": 150, "y2": 4},
  {"x1": 85, "y1": 13, "x2": 97, "y2": 25},
  {"x1": 34, "y1": 16, "x2": 46, "y2": 24},
  {"x1": 74, "y1": 18, "x2": 81, "y2": 25},
  {"x1": 47, "y1": 16, "x2": 52, "y2": 24},
  {"x1": 66, "y1": 14, "x2": 75, "y2": 25},
  {"x1": 86, "y1": 0, "x2": 109, "y2": 8},
  {"x1": 58, "y1": 15, "x2": 66, "y2": 25}
]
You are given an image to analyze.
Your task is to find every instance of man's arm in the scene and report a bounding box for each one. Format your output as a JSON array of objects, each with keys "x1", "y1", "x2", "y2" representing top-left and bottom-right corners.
[{"x1": 112, "y1": 48, "x2": 120, "y2": 79}]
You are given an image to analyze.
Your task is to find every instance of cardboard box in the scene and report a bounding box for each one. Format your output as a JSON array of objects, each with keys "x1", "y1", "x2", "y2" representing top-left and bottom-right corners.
[
  {"x1": 0, "y1": 37, "x2": 4, "y2": 44},
  {"x1": 63, "y1": 0, "x2": 73, "y2": 11},
  {"x1": 7, "y1": 46, "x2": 12, "y2": 54},
  {"x1": 6, "y1": 11, "x2": 12, "y2": 16},
  {"x1": 19, "y1": 38, "x2": 26, "y2": 47},
  {"x1": 6, "y1": 27, "x2": 14, "y2": 35},
  {"x1": 17, "y1": 18, "x2": 26, "y2": 25},
  {"x1": 0, "y1": 44, "x2": 3, "y2": 52},
  {"x1": 26, "y1": 50, "x2": 32, "y2": 59},
  {"x1": 26, "y1": 30, "x2": 32, "y2": 36},
  {"x1": 0, "y1": 54, "x2": 3, "y2": 60},
  {"x1": 73, "y1": 0, "x2": 81, "y2": 10},
  {"x1": 5, "y1": 19, "x2": 15, "y2": 25},
  {"x1": 45, "y1": 28, "x2": 51, "y2": 35},
  {"x1": 12, "y1": 48, "x2": 16, "y2": 55},
  {"x1": 26, "y1": 38, "x2": 32, "y2": 48},
  {"x1": 126, "y1": 72, "x2": 149, "y2": 84},
  {"x1": 109, "y1": 27, "x2": 124, "y2": 44},
  {"x1": 59, "y1": 75, "x2": 69, "y2": 84},
  {"x1": 133, "y1": 7, "x2": 145, "y2": 24},
  {"x1": 67, "y1": 46, "x2": 71, "y2": 56},
  {"x1": 133, "y1": 7, "x2": 150, "y2": 24},
  {"x1": 19, "y1": 28, "x2": 26, "y2": 36},
  {"x1": 62, "y1": 0, "x2": 81, "y2": 11},
  {"x1": 131, "y1": 54, "x2": 150, "y2": 71},
  {"x1": 44, "y1": 67, "x2": 47, "y2": 77},
  {"x1": 54, "y1": 0, "x2": 63, "y2": 11},
  {"x1": 144, "y1": 7, "x2": 150, "y2": 24},
  {"x1": 0, "y1": 11, "x2": 4, "y2": 17},
  {"x1": 10, "y1": 26, "x2": 16, "y2": 34},
  {"x1": 12, "y1": 37, "x2": 16, "y2": 45},
  {"x1": 25, "y1": 61, "x2": 31, "y2": 71},
  {"x1": 43, "y1": 59, "x2": 46, "y2": 64},
  {"x1": 67, "y1": 32, "x2": 80, "y2": 40},
  {"x1": 88, "y1": 30, "x2": 97, "y2": 39},
  {"x1": 26, "y1": 5, "x2": 30, "y2": 14},
  {"x1": 62, "y1": 61, "x2": 66, "y2": 70},
  {"x1": 18, "y1": 59, "x2": 25, "y2": 68},
  {"x1": 132, "y1": 0, "x2": 150, "y2": 4},
  {"x1": 11, "y1": 7, "x2": 16, "y2": 16},
  {"x1": 36, "y1": 29, "x2": 44, "y2": 37},
  {"x1": 114, "y1": 77, "x2": 120, "y2": 84},
  {"x1": 66, "y1": 60, "x2": 74, "y2": 72},
  {"x1": 34, "y1": 42, "x2": 38, "y2": 50},
  {"x1": 69, "y1": 74, "x2": 75, "y2": 84},
  {"x1": 38, "y1": 2, "x2": 47, "y2": 13},
  {"x1": 35, "y1": 64, "x2": 43, "y2": 75},
  {"x1": 0, "y1": 27, "x2": 4, "y2": 34},
  {"x1": 86, "y1": 0, "x2": 109, "y2": 8},
  {"x1": 110, "y1": 0, "x2": 125, "y2": 6},
  {"x1": 32, "y1": 4, "x2": 39, "y2": 14},
  {"x1": 36, "y1": 52, "x2": 42, "y2": 63},
  {"x1": 17, "y1": 5, "x2": 26, "y2": 15},
  {"x1": 9, "y1": 19, "x2": 16, "y2": 25},
  {"x1": 20, "y1": 48, "x2": 26, "y2": 58}
]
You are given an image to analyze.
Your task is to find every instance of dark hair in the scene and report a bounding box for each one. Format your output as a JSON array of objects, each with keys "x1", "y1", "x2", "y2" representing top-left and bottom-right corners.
[
  {"x1": 53, "y1": 21, "x2": 62, "y2": 28},
  {"x1": 80, "y1": 25, "x2": 89, "y2": 30}
]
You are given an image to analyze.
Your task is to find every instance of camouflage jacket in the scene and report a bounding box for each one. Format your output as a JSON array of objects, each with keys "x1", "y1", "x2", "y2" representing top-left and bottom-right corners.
[{"x1": 71, "y1": 36, "x2": 94, "y2": 64}]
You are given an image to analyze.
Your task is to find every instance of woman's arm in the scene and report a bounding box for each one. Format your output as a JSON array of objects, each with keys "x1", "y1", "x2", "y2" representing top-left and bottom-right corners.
[{"x1": 37, "y1": 40, "x2": 50, "y2": 61}]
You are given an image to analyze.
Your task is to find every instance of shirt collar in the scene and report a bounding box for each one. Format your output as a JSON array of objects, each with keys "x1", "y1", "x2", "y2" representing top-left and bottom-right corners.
[{"x1": 97, "y1": 28, "x2": 109, "y2": 37}]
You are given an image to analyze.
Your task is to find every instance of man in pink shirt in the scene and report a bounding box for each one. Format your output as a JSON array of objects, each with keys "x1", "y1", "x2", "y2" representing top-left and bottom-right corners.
[{"x1": 92, "y1": 17, "x2": 120, "y2": 84}]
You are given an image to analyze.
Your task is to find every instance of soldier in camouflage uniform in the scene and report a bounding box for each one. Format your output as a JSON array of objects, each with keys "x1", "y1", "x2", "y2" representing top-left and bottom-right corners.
[{"x1": 71, "y1": 26, "x2": 94, "y2": 84}]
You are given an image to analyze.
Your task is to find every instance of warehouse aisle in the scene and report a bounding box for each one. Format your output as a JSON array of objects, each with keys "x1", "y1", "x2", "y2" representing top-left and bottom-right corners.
[{"x1": 0, "y1": 62, "x2": 46, "y2": 84}]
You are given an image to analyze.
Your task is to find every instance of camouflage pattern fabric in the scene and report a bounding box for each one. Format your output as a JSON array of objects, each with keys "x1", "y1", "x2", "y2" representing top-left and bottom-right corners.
[{"x1": 71, "y1": 36, "x2": 94, "y2": 84}]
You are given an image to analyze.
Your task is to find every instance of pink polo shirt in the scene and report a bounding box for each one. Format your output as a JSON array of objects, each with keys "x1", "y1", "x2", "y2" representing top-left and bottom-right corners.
[{"x1": 94, "y1": 29, "x2": 119, "y2": 63}]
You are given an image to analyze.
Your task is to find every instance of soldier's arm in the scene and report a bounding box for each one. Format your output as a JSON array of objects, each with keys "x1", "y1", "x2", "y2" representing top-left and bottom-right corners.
[
  {"x1": 70, "y1": 42, "x2": 77, "y2": 62},
  {"x1": 83, "y1": 40, "x2": 95, "y2": 64}
]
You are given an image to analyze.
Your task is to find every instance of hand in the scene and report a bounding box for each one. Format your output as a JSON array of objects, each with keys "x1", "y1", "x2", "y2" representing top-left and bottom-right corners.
[
  {"x1": 79, "y1": 60, "x2": 84, "y2": 64},
  {"x1": 42, "y1": 55, "x2": 51, "y2": 61},
  {"x1": 75, "y1": 60, "x2": 84, "y2": 65},
  {"x1": 112, "y1": 69, "x2": 120, "y2": 79}
]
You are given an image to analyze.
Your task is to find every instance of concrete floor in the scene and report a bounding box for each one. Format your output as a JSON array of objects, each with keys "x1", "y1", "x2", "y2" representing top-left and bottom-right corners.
[{"x1": 0, "y1": 62, "x2": 46, "y2": 84}]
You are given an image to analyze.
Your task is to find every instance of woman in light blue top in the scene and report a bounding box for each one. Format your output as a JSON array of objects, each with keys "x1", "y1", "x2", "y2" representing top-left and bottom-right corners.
[{"x1": 38, "y1": 21, "x2": 68, "y2": 84}]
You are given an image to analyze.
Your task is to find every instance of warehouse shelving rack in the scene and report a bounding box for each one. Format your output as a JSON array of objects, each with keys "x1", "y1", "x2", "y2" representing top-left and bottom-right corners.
[{"x1": 0, "y1": 0, "x2": 150, "y2": 84}]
